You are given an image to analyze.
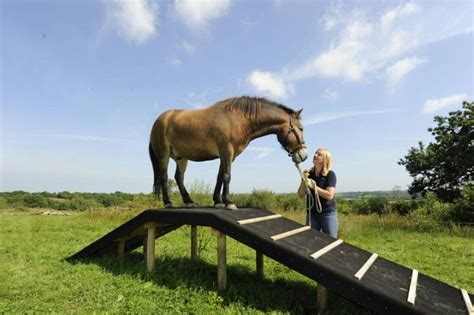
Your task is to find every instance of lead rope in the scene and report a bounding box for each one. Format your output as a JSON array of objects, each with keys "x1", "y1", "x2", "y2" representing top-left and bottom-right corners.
[{"x1": 295, "y1": 164, "x2": 322, "y2": 228}]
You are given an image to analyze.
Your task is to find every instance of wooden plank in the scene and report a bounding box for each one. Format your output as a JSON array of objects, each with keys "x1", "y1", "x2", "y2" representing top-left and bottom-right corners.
[
  {"x1": 310, "y1": 239, "x2": 343, "y2": 260},
  {"x1": 461, "y1": 289, "x2": 474, "y2": 315},
  {"x1": 117, "y1": 239, "x2": 125, "y2": 257},
  {"x1": 145, "y1": 223, "x2": 157, "y2": 272},
  {"x1": 354, "y1": 253, "x2": 378, "y2": 280},
  {"x1": 212, "y1": 228, "x2": 222, "y2": 237},
  {"x1": 237, "y1": 214, "x2": 282, "y2": 225},
  {"x1": 317, "y1": 284, "x2": 328, "y2": 314},
  {"x1": 407, "y1": 269, "x2": 418, "y2": 305},
  {"x1": 270, "y1": 226, "x2": 311, "y2": 241}
]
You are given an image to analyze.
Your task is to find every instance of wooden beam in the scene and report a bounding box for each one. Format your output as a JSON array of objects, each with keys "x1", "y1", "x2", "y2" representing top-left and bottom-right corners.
[
  {"x1": 145, "y1": 223, "x2": 158, "y2": 272},
  {"x1": 237, "y1": 214, "x2": 282, "y2": 225},
  {"x1": 213, "y1": 228, "x2": 227, "y2": 293},
  {"x1": 407, "y1": 269, "x2": 418, "y2": 305},
  {"x1": 143, "y1": 236, "x2": 147, "y2": 261},
  {"x1": 256, "y1": 251, "x2": 264, "y2": 279},
  {"x1": 191, "y1": 225, "x2": 198, "y2": 260},
  {"x1": 461, "y1": 289, "x2": 474, "y2": 315},
  {"x1": 270, "y1": 226, "x2": 311, "y2": 241},
  {"x1": 116, "y1": 239, "x2": 125, "y2": 258},
  {"x1": 317, "y1": 284, "x2": 328, "y2": 314},
  {"x1": 354, "y1": 253, "x2": 378, "y2": 280},
  {"x1": 310, "y1": 239, "x2": 343, "y2": 260}
]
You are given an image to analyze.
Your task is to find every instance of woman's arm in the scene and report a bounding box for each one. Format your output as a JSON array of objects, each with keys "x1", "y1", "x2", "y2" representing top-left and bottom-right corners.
[
  {"x1": 297, "y1": 180, "x2": 306, "y2": 198},
  {"x1": 315, "y1": 185, "x2": 335, "y2": 200},
  {"x1": 302, "y1": 179, "x2": 335, "y2": 201}
]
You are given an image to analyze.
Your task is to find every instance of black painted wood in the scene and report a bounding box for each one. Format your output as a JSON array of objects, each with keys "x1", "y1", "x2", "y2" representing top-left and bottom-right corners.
[{"x1": 68, "y1": 208, "x2": 473, "y2": 315}]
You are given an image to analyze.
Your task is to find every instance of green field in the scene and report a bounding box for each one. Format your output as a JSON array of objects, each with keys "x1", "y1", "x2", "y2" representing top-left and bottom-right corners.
[{"x1": 1, "y1": 208, "x2": 473, "y2": 314}]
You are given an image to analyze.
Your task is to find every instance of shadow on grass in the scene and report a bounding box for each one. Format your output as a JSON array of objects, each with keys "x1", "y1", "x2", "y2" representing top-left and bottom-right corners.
[{"x1": 69, "y1": 252, "x2": 371, "y2": 315}]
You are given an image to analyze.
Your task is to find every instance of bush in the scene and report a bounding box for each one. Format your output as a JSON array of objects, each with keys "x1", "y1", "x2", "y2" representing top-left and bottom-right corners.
[
  {"x1": 389, "y1": 200, "x2": 418, "y2": 216},
  {"x1": 335, "y1": 198, "x2": 353, "y2": 215},
  {"x1": 444, "y1": 185, "x2": 474, "y2": 224},
  {"x1": 68, "y1": 196, "x2": 98, "y2": 211},
  {"x1": 233, "y1": 189, "x2": 277, "y2": 209},
  {"x1": 351, "y1": 196, "x2": 389, "y2": 215},
  {"x1": 409, "y1": 192, "x2": 449, "y2": 226},
  {"x1": 275, "y1": 193, "x2": 304, "y2": 211}
]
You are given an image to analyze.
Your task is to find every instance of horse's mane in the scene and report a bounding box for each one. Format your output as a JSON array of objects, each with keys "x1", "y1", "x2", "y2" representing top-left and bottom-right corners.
[{"x1": 220, "y1": 96, "x2": 295, "y2": 119}]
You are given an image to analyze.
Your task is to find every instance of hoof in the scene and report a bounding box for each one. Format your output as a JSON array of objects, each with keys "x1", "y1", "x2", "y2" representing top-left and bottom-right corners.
[
  {"x1": 225, "y1": 203, "x2": 238, "y2": 210},
  {"x1": 164, "y1": 203, "x2": 173, "y2": 208},
  {"x1": 185, "y1": 203, "x2": 197, "y2": 208},
  {"x1": 214, "y1": 203, "x2": 225, "y2": 209}
]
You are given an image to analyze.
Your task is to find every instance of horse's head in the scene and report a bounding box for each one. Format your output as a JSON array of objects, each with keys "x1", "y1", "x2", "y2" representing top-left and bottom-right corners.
[{"x1": 278, "y1": 109, "x2": 308, "y2": 164}]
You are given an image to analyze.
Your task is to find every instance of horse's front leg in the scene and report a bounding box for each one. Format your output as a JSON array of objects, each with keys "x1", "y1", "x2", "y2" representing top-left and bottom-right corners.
[
  {"x1": 219, "y1": 147, "x2": 237, "y2": 210},
  {"x1": 174, "y1": 159, "x2": 195, "y2": 208},
  {"x1": 213, "y1": 164, "x2": 225, "y2": 208}
]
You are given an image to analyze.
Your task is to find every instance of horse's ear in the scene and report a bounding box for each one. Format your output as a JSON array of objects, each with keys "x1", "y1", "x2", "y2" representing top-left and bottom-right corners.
[{"x1": 295, "y1": 109, "x2": 303, "y2": 119}]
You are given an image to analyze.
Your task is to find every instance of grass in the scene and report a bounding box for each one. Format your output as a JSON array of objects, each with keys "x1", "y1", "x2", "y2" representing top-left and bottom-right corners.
[{"x1": 0, "y1": 208, "x2": 472, "y2": 314}]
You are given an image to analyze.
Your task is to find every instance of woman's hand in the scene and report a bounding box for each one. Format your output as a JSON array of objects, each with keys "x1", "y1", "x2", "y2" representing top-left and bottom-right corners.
[
  {"x1": 305, "y1": 178, "x2": 315, "y2": 189},
  {"x1": 301, "y1": 169, "x2": 315, "y2": 189}
]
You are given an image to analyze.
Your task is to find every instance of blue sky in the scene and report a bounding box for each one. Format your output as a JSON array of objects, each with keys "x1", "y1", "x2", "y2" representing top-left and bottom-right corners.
[{"x1": 1, "y1": 0, "x2": 473, "y2": 194}]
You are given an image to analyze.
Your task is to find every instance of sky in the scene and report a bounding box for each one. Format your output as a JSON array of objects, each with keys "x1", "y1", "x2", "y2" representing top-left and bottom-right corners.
[{"x1": 1, "y1": 0, "x2": 473, "y2": 195}]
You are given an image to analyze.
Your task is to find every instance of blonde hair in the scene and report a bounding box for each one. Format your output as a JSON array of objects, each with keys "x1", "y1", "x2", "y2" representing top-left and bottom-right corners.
[{"x1": 316, "y1": 148, "x2": 332, "y2": 176}]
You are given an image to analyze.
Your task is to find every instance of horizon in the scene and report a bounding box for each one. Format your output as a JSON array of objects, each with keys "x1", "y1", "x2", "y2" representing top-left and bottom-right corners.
[{"x1": 1, "y1": 0, "x2": 473, "y2": 194}]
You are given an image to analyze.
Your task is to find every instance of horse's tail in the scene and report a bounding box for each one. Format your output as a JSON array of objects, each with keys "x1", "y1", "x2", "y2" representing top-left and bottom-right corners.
[{"x1": 148, "y1": 142, "x2": 161, "y2": 200}]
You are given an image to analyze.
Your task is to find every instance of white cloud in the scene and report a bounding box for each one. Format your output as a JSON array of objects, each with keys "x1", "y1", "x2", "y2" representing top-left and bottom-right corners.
[
  {"x1": 322, "y1": 88, "x2": 338, "y2": 100},
  {"x1": 50, "y1": 134, "x2": 120, "y2": 143},
  {"x1": 422, "y1": 94, "x2": 467, "y2": 114},
  {"x1": 320, "y1": 1, "x2": 343, "y2": 31},
  {"x1": 181, "y1": 40, "x2": 195, "y2": 53},
  {"x1": 109, "y1": 0, "x2": 158, "y2": 44},
  {"x1": 240, "y1": 18, "x2": 258, "y2": 28},
  {"x1": 166, "y1": 56, "x2": 182, "y2": 65},
  {"x1": 246, "y1": 70, "x2": 292, "y2": 99},
  {"x1": 282, "y1": 2, "x2": 473, "y2": 89},
  {"x1": 385, "y1": 57, "x2": 426, "y2": 90},
  {"x1": 305, "y1": 108, "x2": 397, "y2": 126},
  {"x1": 380, "y1": 2, "x2": 420, "y2": 30},
  {"x1": 184, "y1": 92, "x2": 208, "y2": 108},
  {"x1": 247, "y1": 147, "x2": 274, "y2": 159},
  {"x1": 174, "y1": 0, "x2": 231, "y2": 31}
]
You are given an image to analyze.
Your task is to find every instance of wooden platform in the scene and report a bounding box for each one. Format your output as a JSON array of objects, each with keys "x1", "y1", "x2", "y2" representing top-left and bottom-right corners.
[{"x1": 68, "y1": 208, "x2": 473, "y2": 315}]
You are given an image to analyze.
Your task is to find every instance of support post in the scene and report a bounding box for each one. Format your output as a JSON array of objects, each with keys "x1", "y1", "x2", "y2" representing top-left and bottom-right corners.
[
  {"x1": 256, "y1": 251, "x2": 264, "y2": 279},
  {"x1": 145, "y1": 223, "x2": 158, "y2": 272},
  {"x1": 213, "y1": 228, "x2": 227, "y2": 293},
  {"x1": 317, "y1": 284, "x2": 328, "y2": 314},
  {"x1": 191, "y1": 225, "x2": 198, "y2": 260},
  {"x1": 143, "y1": 236, "x2": 147, "y2": 261},
  {"x1": 117, "y1": 239, "x2": 126, "y2": 258}
]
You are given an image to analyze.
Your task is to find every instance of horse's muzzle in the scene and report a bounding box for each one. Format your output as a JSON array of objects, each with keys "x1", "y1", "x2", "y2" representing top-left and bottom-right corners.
[{"x1": 291, "y1": 148, "x2": 308, "y2": 164}]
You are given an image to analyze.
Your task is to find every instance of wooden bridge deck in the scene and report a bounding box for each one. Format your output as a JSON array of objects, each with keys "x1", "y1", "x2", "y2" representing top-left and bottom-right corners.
[{"x1": 68, "y1": 208, "x2": 473, "y2": 315}]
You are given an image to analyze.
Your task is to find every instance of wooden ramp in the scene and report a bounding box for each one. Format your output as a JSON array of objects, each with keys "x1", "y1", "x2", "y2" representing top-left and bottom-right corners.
[{"x1": 68, "y1": 208, "x2": 473, "y2": 315}]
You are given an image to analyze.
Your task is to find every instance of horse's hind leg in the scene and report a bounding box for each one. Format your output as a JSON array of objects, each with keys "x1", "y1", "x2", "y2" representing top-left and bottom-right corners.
[
  {"x1": 158, "y1": 156, "x2": 173, "y2": 208},
  {"x1": 174, "y1": 159, "x2": 195, "y2": 208}
]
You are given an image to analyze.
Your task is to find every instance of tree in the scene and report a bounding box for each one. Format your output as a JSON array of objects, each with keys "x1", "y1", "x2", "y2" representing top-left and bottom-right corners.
[{"x1": 399, "y1": 101, "x2": 473, "y2": 202}]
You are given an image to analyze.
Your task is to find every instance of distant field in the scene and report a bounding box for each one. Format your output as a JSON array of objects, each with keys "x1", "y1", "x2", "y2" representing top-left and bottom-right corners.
[{"x1": 1, "y1": 208, "x2": 472, "y2": 314}]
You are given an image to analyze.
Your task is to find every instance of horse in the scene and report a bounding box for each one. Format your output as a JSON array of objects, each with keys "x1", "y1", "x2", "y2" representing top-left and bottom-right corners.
[{"x1": 149, "y1": 96, "x2": 308, "y2": 210}]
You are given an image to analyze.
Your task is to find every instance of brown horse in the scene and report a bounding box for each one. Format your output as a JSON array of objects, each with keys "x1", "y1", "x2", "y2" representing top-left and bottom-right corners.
[{"x1": 149, "y1": 96, "x2": 308, "y2": 209}]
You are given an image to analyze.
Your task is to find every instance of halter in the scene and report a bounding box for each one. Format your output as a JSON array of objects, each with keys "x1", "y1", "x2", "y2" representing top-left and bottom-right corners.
[{"x1": 282, "y1": 117, "x2": 305, "y2": 155}]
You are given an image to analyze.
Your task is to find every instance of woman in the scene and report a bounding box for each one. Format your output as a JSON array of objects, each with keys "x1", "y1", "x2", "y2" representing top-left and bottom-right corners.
[{"x1": 298, "y1": 148, "x2": 338, "y2": 238}]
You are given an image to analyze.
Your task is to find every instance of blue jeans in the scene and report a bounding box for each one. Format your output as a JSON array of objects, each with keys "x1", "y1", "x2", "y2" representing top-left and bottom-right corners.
[{"x1": 307, "y1": 210, "x2": 338, "y2": 238}]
